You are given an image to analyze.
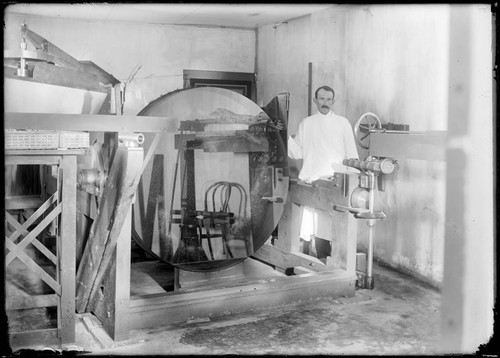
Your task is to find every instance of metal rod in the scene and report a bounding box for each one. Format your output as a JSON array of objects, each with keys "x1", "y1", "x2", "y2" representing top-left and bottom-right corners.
[
  {"x1": 367, "y1": 172, "x2": 375, "y2": 279},
  {"x1": 367, "y1": 220, "x2": 374, "y2": 278},
  {"x1": 368, "y1": 129, "x2": 429, "y2": 134}
]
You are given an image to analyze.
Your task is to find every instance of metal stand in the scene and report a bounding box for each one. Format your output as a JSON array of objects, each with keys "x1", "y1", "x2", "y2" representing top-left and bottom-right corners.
[{"x1": 334, "y1": 157, "x2": 398, "y2": 290}]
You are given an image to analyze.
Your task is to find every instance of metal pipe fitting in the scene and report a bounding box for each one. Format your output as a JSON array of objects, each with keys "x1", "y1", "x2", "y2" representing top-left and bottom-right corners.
[{"x1": 118, "y1": 132, "x2": 145, "y2": 147}]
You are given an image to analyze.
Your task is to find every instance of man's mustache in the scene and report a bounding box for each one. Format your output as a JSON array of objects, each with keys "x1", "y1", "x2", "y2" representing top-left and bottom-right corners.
[{"x1": 321, "y1": 105, "x2": 329, "y2": 109}]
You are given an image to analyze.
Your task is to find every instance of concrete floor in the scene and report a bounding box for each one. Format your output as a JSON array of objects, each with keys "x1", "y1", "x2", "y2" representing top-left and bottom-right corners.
[{"x1": 7, "y1": 260, "x2": 443, "y2": 356}]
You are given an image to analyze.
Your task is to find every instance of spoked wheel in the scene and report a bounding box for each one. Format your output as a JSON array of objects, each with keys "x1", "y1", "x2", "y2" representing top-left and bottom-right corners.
[{"x1": 354, "y1": 112, "x2": 382, "y2": 150}]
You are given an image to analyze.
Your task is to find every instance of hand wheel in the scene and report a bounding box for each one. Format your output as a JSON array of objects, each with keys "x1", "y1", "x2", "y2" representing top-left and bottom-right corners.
[{"x1": 354, "y1": 112, "x2": 382, "y2": 150}]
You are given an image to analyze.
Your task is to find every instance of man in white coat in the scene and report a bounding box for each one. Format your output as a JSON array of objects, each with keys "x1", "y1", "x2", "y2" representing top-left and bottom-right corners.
[{"x1": 288, "y1": 85, "x2": 359, "y2": 257}]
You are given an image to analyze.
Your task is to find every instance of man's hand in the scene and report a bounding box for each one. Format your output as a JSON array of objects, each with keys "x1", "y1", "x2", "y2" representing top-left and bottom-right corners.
[{"x1": 273, "y1": 119, "x2": 285, "y2": 130}]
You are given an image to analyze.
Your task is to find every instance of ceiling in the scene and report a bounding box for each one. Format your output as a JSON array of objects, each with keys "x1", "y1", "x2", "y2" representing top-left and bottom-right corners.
[{"x1": 5, "y1": 3, "x2": 333, "y2": 29}]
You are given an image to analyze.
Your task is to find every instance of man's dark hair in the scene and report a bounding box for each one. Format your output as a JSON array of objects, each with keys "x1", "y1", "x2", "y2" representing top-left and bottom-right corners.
[{"x1": 315, "y1": 86, "x2": 335, "y2": 99}]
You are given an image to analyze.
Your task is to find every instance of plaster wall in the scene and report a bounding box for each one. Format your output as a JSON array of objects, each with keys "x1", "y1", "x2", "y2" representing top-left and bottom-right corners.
[
  {"x1": 344, "y1": 5, "x2": 449, "y2": 286},
  {"x1": 257, "y1": 5, "x2": 450, "y2": 286},
  {"x1": 256, "y1": 14, "x2": 312, "y2": 134},
  {"x1": 4, "y1": 13, "x2": 256, "y2": 115}
]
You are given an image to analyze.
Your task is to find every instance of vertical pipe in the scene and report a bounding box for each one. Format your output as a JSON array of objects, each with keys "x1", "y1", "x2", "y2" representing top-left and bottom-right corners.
[
  {"x1": 308, "y1": 62, "x2": 312, "y2": 116},
  {"x1": 254, "y1": 28, "x2": 259, "y2": 104},
  {"x1": 367, "y1": 220, "x2": 374, "y2": 279},
  {"x1": 367, "y1": 172, "x2": 376, "y2": 285}
]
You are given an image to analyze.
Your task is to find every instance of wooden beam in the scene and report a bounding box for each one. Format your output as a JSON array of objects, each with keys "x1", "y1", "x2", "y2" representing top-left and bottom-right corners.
[
  {"x1": 182, "y1": 135, "x2": 269, "y2": 153},
  {"x1": 128, "y1": 269, "x2": 355, "y2": 331},
  {"x1": 5, "y1": 203, "x2": 61, "y2": 265},
  {"x1": 273, "y1": 175, "x2": 357, "y2": 274},
  {"x1": 75, "y1": 145, "x2": 143, "y2": 313},
  {"x1": 289, "y1": 179, "x2": 348, "y2": 212},
  {"x1": 5, "y1": 239, "x2": 61, "y2": 295},
  {"x1": 142, "y1": 154, "x2": 164, "y2": 250},
  {"x1": 91, "y1": 208, "x2": 132, "y2": 341},
  {"x1": 5, "y1": 194, "x2": 57, "y2": 243},
  {"x1": 4, "y1": 195, "x2": 43, "y2": 210},
  {"x1": 25, "y1": 27, "x2": 82, "y2": 70},
  {"x1": 6, "y1": 294, "x2": 58, "y2": 310},
  {"x1": 59, "y1": 154, "x2": 77, "y2": 344},
  {"x1": 32, "y1": 62, "x2": 107, "y2": 93},
  {"x1": 4, "y1": 153, "x2": 65, "y2": 166},
  {"x1": 4, "y1": 112, "x2": 176, "y2": 133},
  {"x1": 5, "y1": 212, "x2": 57, "y2": 265},
  {"x1": 252, "y1": 243, "x2": 329, "y2": 272},
  {"x1": 9, "y1": 329, "x2": 59, "y2": 348},
  {"x1": 276, "y1": 198, "x2": 302, "y2": 253}
]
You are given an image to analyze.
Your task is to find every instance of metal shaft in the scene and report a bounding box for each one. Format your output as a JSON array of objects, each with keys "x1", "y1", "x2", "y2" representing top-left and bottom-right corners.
[
  {"x1": 367, "y1": 220, "x2": 374, "y2": 278},
  {"x1": 367, "y1": 172, "x2": 375, "y2": 279}
]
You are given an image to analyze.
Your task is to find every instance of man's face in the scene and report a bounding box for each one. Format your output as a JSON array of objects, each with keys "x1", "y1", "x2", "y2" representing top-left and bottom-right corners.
[{"x1": 314, "y1": 89, "x2": 335, "y2": 115}]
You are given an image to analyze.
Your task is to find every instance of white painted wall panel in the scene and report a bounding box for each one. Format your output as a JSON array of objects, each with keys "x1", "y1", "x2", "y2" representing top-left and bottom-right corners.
[
  {"x1": 4, "y1": 14, "x2": 256, "y2": 115},
  {"x1": 257, "y1": 5, "x2": 451, "y2": 286}
]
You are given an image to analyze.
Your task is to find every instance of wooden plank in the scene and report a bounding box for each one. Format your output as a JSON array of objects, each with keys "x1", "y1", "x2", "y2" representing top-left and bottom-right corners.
[
  {"x1": 4, "y1": 154, "x2": 62, "y2": 166},
  {"x1": 9, "y1": 328, "x2": 59, "y2": 348},
  {"x1": 5, "y1": 203, "x2": 61, "y2": 265},
  {"x1": 32, "y1": 62, "x2": 107, "y2": 93},
  {"x1": 130, "y1": 270, "x2": 350, "y2": 307},
  {"x1": 75, "y1": 146, "x2": 143, "y2": 313},
  {"x1": 177, "y1": 262, "x2": 245, "y2": 290},
  {"x1": 5, "y1": 150, "x2": 86, "y2": 157},
  {"x1": 5, "y1": 112, "x2": 176, "y2": 133},
  {"x1": 129, "y1": 269, "x2": 355, "y2": 330},
  {"x1": 289, "y1": 180, "x2": 347, "y2": 212},
  {"x1": 143, "y1": 154, "x2": 164, "y2": 250},
  {"x1": 25, "y1": 27, "x2": 82, "y2": 69},
  {"x1": 130, "y1": 268, "x2": 167, "y2": 296},
  {"x1": 59, "y1": 155, "x2": 77, "y2": 344},
  {"x1": 252, "y1": 243, "x2": 330, "y2": 272},
  {"x1": 294, "y1": 266, "x2": 315, "y2": 275},
  {"x1": 276, "y1": 199, "x2": 301, "y2": 253},
  {"x1": 91, "y1": 207, "x2": 132, "y2": 341},
  {"x1": 5, "y1": 195, "x2": 43, "y2": 210},
  {"x1": 78, "y1": 60, "x2": 120, "y2": 86},
  {"x1": 5, "y1": 212, "x2": 57, "y2": 264},
  {"x1": 6, "y1": 294, "x2": 58, "y2": 310},
  {"x1": 5, "y1": 239, "x2": 61, "y2": 294},
  {"x1": 279, "y1": 176, "x2": 356, "y2": 273},
  {"x1": 190, "y1": 135, "x2": 269, "y2": 153},
  {"x1": 141, "y1": 132, "x2": 163, "y2": 175},
  {"x1": 5, "y1": 194, "x2": 57, "y2": 243}
]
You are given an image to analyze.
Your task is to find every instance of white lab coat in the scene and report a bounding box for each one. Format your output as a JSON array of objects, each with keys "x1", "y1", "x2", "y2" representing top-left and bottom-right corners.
[{"x1": 288, "y1": 110, "x2": 359, "y2": 241}]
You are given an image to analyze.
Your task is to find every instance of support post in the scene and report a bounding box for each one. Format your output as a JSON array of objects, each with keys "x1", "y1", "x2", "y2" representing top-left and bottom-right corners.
[
  {"x1": 440, "y1": 5, "x2": 494, "y2": 353},
  {"x1": 59, "y1": 155, "x2": 77, "y2": 344},
  {"x1": 91, "y1": 207, "x2": 132, "y2": 341}
]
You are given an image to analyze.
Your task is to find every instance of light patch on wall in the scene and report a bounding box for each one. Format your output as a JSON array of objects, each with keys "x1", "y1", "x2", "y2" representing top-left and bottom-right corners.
[{"x1": 391, "y1": 254, "x2": 410, "y2": 268}]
